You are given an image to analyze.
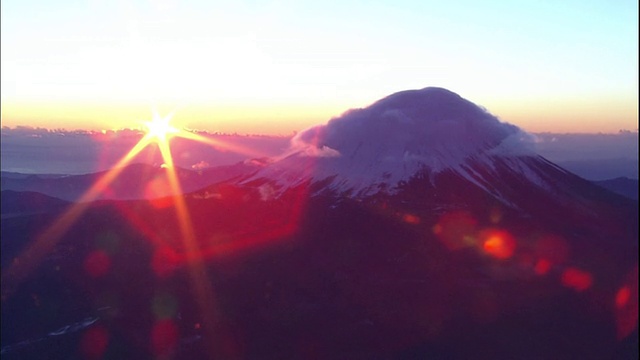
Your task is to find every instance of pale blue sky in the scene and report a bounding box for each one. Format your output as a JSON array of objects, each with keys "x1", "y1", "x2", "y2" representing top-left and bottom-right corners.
[{"x1": 2, "y1": 0, "x2": 638, "y2": 133}]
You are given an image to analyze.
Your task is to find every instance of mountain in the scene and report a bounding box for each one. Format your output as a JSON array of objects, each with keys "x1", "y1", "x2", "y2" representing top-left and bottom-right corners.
[
  {"x1": 237, "y1": 88, "x2": 632, "y2": 215},
  {"x1": 0, "y1": 172, "x2": 70, "y2": 180},
  {"x1": 0, "y1": 190, "x2": 70, "y2": 219},
  {"x1": 238, "y1": 89, "x2": 550, "y2": 198},
  {"x1": 531, "y1": 132, "x2": 638, "y2": 181},
  {"x1": 557, "y1": 158, "x2": 638, "y2": 181},
  {"x1": 0, "y1": 162, "x2": 259, "y2": 202},
  {"x1": 593, "y1": 177, "x2": 639, "y2": 200},
  {"x1": 240, "y1": 87, "x2": 533, "y2": 197},
  {"x1": 1, "y1": 88, "x2": 637, "y2": 359}
]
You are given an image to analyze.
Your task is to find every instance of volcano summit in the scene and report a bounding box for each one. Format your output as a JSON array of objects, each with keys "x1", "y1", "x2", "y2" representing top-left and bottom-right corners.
[
  {"x1": 239, "y1": 88, "x2": 612, "y2": 210},
  {"x1": 241, "y1": 88, "x2": 539, "y2": 197}
]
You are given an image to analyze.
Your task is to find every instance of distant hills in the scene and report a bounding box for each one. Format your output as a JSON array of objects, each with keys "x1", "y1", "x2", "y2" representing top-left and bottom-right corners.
[
  {"x1": 0, "y1": 190, "x2": 70, "y2": 219},
  {"x1": 1, "y1": 162, "x2": 260, "y2": 202},
  {"x1": 593, "y1": 177, "x2": 639, "y2": 200}
]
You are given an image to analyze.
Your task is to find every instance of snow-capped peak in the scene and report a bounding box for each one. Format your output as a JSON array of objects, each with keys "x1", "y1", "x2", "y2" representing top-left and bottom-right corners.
[{"x1": 241, "y1": 87, "x2": 538, "y2": 196}]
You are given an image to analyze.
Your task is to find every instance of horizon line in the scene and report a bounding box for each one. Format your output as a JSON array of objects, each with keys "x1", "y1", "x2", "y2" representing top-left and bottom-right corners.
[{"x1": 2, "y1": 124, "x2": 638, "y2": 137}]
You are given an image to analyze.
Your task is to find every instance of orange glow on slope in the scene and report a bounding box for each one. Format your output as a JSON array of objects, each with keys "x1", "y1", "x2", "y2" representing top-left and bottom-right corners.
[
  {"x1": 84, "y1": 250, "x2": 112, "y2": 278},
  {"x1": 151, "y1": 319, "x2": 179, "y2": 357},
  {"x1": 616, "y1": 287, "x2": 631, "y2": 308},
  {"x1": 534, "y1": 259, "x2": 552, "y2": 275},
  {"x1": 144, "y1": 175, "x2": 174, "y2": 209},
  {"x1": 535, "y1": 235, "x2": 570, "y2": 265},
  {"x1": 560, "y1": 267, "x2": 593, "y2": 292},
  {"x1": 80, "y1": 325, "x2": 110, "y2": 360},
  {"x1": 402, "y1": 213, "x2": 421, "y2": 225},
  {"x1": 151, "y1": 246, "x2": 182, "y2": 278},
  {"x1": 489, "y1": 207, "x2": 503, "y2": 224},
  {"x1": 481, "y1": 229, "x2": 516, "y2": 260},
  {"x1": 433, "y1": 211, "x2": 478, "y2": 251},
  {"x1": 615, "y1": 265, "x2": 638, "y2": 340}
]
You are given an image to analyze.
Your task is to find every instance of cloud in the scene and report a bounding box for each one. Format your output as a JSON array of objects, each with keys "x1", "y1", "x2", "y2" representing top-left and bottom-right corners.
[
  {"x1": 286, "y1": 126, "x2": 341, "y2": 158},
  {"x1": 300, "y1": 145, "x2": 341, "y2": 158},
  {"x1": 191, "y1": 160, "x2": 210, "y2": 170},
  {"x1": 489, "y1": 132, "x2": 537, "y2": 156},
  {"x1": 287, "y1": 87, "x2": 534, "y2": 163}
]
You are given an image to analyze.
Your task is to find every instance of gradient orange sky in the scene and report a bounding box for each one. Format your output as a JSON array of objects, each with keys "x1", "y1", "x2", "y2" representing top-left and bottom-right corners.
[{"x1": 2, "y1": 0, "x2": 638, "y2": 135}]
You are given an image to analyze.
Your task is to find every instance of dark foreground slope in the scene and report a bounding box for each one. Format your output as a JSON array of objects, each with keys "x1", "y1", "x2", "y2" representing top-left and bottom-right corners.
[{"x1": 1, "y1": 177, "x2": 637, "y2": 359}]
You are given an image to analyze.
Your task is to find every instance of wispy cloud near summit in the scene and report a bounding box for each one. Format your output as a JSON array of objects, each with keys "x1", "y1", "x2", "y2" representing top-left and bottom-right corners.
[{"x1": 287, "y1": 88, "x2": 535, "y2": 162}]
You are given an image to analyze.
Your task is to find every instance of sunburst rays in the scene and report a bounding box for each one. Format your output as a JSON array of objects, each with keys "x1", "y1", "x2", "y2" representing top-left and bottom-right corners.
[
  {"x1": 0, "y1": 110, "x2": 261, "y2": 303},
  {"x1": 0, "y1": 110, "x2": 307, "y2": 355},
  {"x1": 144, "y1": 110, "x2": 179, "y2": 142},
  {"x1": 151, "y1": 120, "x2": 219, "y2": 348},
  {"x1": 1, "y1": 133, "x2": 153, "y2": 298}
]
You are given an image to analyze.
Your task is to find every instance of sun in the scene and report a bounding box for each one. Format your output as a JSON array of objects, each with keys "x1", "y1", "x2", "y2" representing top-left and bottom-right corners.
[{"x1": 144, "y1": 111, "x2": 179, "y2": 142}]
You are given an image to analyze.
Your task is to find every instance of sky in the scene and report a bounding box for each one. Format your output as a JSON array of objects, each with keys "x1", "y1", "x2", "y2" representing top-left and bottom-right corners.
[{"x1": 1, "y1": 0, "x2": 638, "y2": 135}]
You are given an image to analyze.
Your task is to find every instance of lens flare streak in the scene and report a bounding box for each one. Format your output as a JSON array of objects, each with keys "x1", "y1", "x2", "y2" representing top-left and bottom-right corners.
[
  {"x1": 154, "y1": 133, "x2": 219, "y2": 350},
  {"x1": 1, "y1": 135, "x2": 152, "y2": 297},
  {"x1": 0, "y1": 109, "x2": 267, "y2": 343},
  {"x1": 178, "y1": 130, "x2": 266, "y2": 160}
]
